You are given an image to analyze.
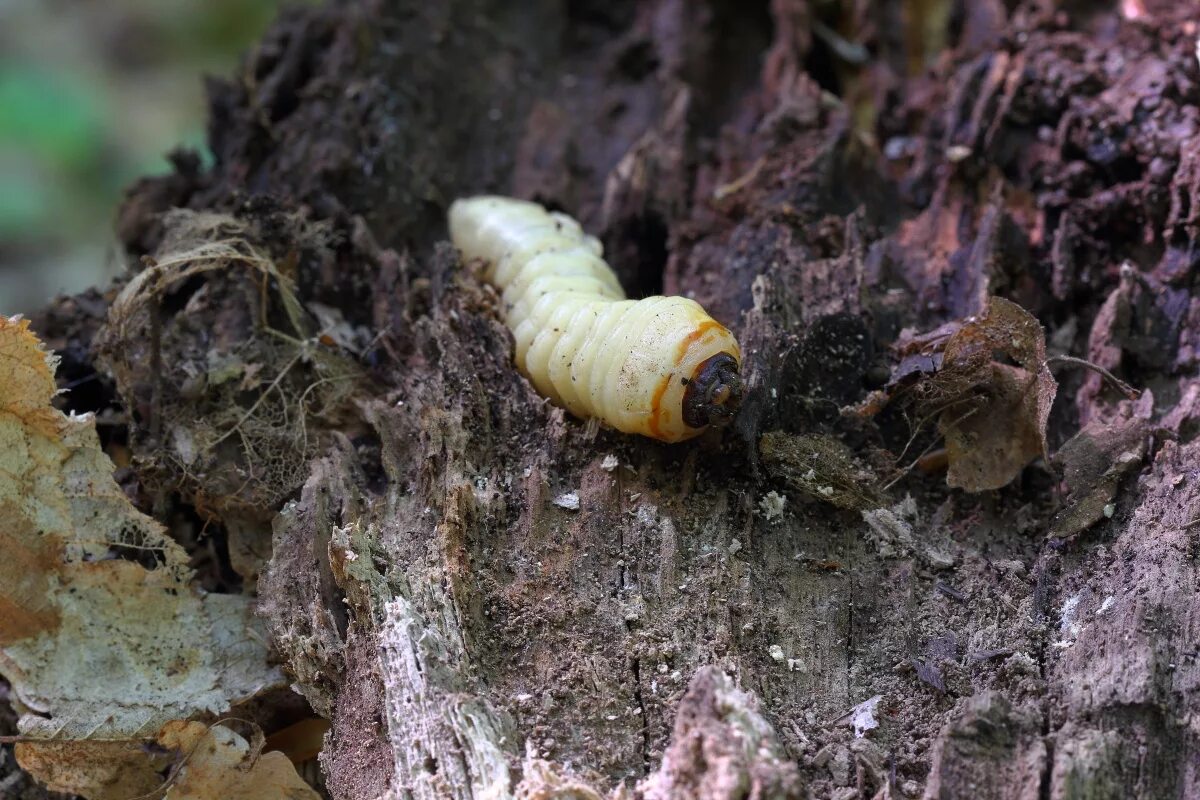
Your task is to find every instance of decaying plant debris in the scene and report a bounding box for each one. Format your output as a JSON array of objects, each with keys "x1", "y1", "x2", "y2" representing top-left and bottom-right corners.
[
  {"x1": 852, "y1": 296, "x2": 1059, "y2": 491},
  {"x1": 5, "y1": 0, "x2": 1200, "y2": 798}
]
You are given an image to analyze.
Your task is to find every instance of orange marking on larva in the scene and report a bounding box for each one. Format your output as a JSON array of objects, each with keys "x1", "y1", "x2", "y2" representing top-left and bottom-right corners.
[
  {"x1": 675, "y1": 320, "x2": 727, "y2": 365},
  {"x1": 648, "y1": 373, "x2": 672, "y2": 440}
]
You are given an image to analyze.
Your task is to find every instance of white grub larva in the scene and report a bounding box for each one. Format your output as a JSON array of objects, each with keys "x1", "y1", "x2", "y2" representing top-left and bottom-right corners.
[{"x1": 449, "y1": 196, "x2": 742, "y2": 443}]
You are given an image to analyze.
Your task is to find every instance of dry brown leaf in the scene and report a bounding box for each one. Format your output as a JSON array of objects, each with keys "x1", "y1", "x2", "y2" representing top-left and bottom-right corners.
[
  {"x1": 19, "y1": 722, "x2": 321, "y2": 800},
  {"x1": 935, "y1": 297, "x2": 1057, "y2": 490},
  {"x1": 850, "y1": 297, "x2": 1058, "y2": 491},
  {"x1": 0, "y1": 316, "x2": 295, "y2": 799},
  {"x1": 157, "y1": 721, "x2": 321, "y2": 800},
  {"x1": 12, "y1": 739, "x2": 171, "y2": 800}
]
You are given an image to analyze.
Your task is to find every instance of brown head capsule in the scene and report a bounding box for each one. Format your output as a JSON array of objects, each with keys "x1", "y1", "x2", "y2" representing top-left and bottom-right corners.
[{"x1": 682, "y1": 352, "x2": 744, "y2": 429}]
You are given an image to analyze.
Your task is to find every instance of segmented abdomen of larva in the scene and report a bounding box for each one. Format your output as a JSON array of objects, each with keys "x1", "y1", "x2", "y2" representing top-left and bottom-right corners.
[{"x1": 449, "y1": 196, "x2": 741, "y2": 442}]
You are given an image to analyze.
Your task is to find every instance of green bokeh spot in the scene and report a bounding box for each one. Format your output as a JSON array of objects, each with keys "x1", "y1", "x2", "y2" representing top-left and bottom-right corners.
[
  {"x1": 0, "y1": 63, "x2": 105, "y2": 168},
  {"x1": 0, "y1": 174, "x2": 51, "y2": 235}
]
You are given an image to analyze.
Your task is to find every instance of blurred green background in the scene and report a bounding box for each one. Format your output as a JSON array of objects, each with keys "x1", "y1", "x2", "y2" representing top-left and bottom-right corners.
[{"x1": 0, "y1": 0, "x2": 301, "y2": 315}]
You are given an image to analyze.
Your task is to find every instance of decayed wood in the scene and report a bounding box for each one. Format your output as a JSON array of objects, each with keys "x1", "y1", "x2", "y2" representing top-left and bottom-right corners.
[{"x1": 12, "y1": 0, "x2": 1200, "y2": 798}]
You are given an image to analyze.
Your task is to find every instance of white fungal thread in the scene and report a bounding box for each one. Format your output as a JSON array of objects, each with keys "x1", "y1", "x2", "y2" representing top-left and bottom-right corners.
[{"x1": 448, "y1": 196, "x2": 743, "y2": 442}]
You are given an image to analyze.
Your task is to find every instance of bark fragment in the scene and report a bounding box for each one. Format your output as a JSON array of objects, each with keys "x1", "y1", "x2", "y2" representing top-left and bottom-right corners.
[{"x1": 638, "y1": 667, "x2": 802, "y2": 800}]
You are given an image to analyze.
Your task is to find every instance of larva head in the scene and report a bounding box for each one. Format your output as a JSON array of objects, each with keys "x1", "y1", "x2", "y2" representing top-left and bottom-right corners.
[
  {"x1": 683, "y1": 352, "x2": 743, "y2": 429},
  {"x1": 635, "y1": 302, "x2": 743, "y2": 443}
]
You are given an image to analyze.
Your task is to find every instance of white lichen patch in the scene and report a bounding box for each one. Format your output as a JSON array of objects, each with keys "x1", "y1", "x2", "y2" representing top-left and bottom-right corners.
[
  {"x1": 758, "y1": 491, "x2": 787, "y2": 521},
  {"x1": 553, "y1": 491, "x2": 581, "y2": 511},
  {"x1": 849, "y1": 695, "x2": 882, "y2": 738}
]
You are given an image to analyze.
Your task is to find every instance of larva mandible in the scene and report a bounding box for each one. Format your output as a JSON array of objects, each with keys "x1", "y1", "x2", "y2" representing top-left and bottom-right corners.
[{"x1": 448, "y1": 196, "x2": 743, "y2": 443}]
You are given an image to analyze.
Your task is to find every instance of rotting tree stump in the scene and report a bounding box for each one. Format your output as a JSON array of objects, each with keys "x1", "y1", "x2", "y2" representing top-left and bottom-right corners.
[{"x1": 12, "y1": 0, "x2": 1200, "y2": 797}]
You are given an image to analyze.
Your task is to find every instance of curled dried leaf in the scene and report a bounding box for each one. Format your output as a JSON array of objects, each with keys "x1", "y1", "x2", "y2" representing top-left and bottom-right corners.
[
  {"x1": 156, "y1": 721, "x2": 320, "y2": 800},
  {"x1": 851, "y1": 297, "x2": 1058, "y2": 491},
  {"x1": 935, "y1": 298, "x2": 1057, "y2": 490}
]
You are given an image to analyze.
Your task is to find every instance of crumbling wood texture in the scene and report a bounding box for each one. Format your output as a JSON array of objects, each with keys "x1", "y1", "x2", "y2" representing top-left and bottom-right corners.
[{"x1": 11, "y1": 0, "x2": 1200, "y2": 798}]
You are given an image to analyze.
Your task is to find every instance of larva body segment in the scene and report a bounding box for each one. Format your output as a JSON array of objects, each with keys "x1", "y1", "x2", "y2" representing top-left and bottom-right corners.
[{"x1": 449, "y1": 196, "x2": 742, "y2": 442}]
